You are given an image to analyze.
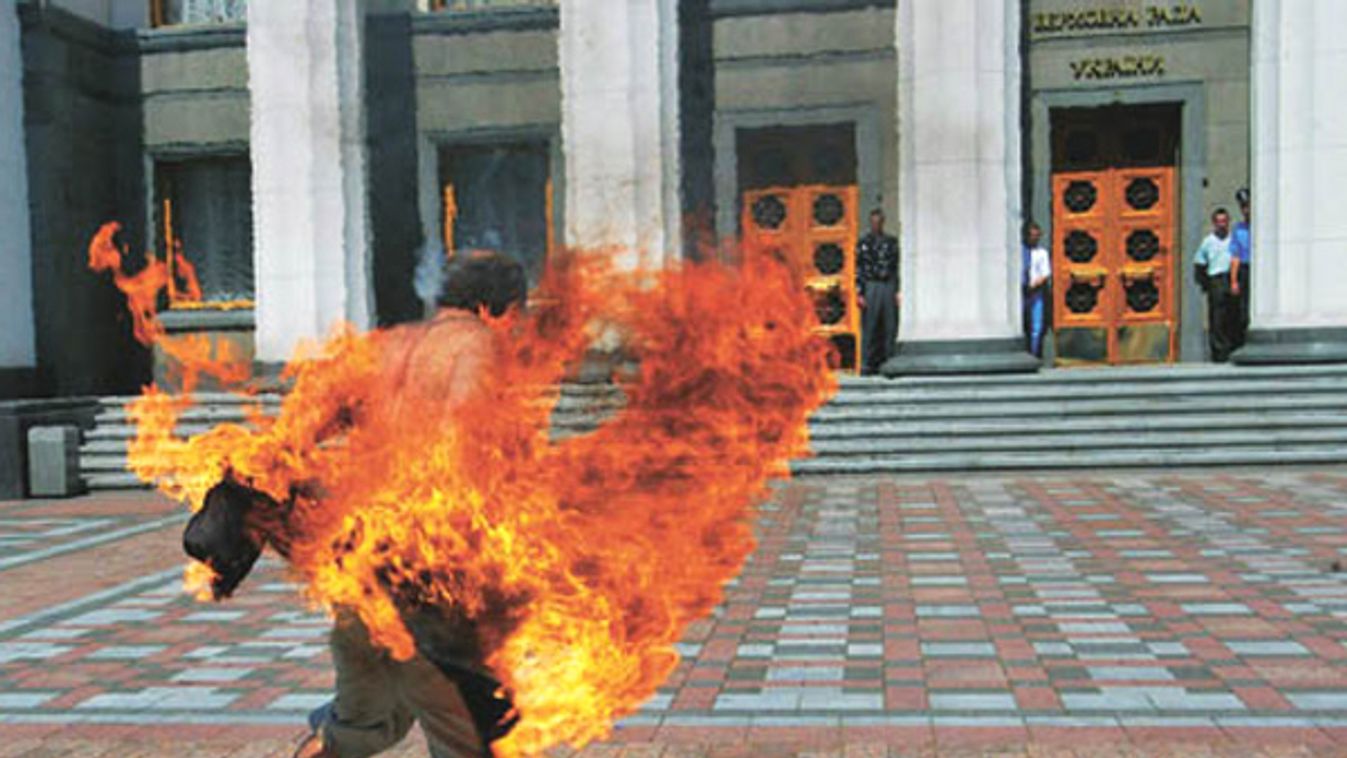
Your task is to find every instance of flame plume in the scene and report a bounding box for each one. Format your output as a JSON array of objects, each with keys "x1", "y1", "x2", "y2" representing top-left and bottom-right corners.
[{"x1": 90, "y1": 225, "x2": 836, "y2": 755}]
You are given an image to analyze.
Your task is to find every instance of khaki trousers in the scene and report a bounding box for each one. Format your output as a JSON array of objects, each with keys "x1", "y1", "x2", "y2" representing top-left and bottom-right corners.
[{"x1": 319, "y1": 612, "x2": 486, "y2": 758}]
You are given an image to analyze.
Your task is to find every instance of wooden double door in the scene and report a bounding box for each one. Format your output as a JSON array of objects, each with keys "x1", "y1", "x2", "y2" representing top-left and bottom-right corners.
[
  {"x1": 1051, "y1": 105, "x2": 1180, "y2": 364},
  {"x1": 741, "y1": 185, "x2": 861, "y2": 370}
]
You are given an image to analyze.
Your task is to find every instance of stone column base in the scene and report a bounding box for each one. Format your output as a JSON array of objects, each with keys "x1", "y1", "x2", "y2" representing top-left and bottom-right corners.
[
  {"x1": 1232, "y1": 327, "x2": 1347, "y2": 365},
  {"x1": 881, "y1": 338, "x2": 1040, "y2": 377}
]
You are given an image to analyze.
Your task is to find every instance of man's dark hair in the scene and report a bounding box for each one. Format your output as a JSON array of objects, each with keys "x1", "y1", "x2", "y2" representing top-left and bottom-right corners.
[
  {"x1": 870, "y1": 208, "x2": 884, "y2": 219},
  {"x1": 1022, "y1": 220, "x2": 1041, "y2": 239},
  {"x1": 438, "y1": 253, "x2": 527, "y2": 316},
  {"x1": 1212, "y1": 207, "x2": 1230, "y2": 220}
]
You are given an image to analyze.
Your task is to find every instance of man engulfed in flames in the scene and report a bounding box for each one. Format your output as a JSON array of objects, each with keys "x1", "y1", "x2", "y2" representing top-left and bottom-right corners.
[
  {"x1": 187, "y1": 252, "x2": 530, "y2": 757},
  {"x1": 91, "y1": 222, "x2": 836, "y2": 757}
]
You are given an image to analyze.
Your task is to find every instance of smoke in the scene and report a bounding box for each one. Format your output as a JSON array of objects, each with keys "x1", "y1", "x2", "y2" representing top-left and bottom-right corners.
[{"x1": 413, "y1": 236, "x2": 446, "y2": 312}]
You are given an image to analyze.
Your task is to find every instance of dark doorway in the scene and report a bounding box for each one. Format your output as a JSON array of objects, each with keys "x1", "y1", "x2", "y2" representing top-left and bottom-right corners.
[
  {"x1": 736, "y1": 123, "x2": 857, "y2": 196},
  {"x1": 439, "y1": 142, "x2": 551, "y2": 286}
]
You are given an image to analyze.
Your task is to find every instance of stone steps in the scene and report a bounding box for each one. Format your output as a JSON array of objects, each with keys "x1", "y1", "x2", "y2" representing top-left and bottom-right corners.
[
  {"x1": 77, "y1": 386, "x2": 624, "y2": 488},
  {"x1": 75, "y1": 364, "x2": 1347, "y2": 489},
  {"x1": 794, "y1": 364, "x2": 1347, "y2": 475}
]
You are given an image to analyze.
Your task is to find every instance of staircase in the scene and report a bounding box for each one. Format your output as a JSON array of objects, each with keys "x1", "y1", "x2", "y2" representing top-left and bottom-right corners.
[
  {"x1": 78, "y1": 364, "x2": 1347, "y2": 489},
  {"x1": 78, "y1": 385, "x2": 624, "y2": 490},
  {"x1": 797, "y1": 363, "x2": 1347, "y2": 475}
]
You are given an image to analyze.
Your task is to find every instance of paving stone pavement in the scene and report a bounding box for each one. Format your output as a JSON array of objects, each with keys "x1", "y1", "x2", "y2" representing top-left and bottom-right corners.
[{"x1": 3, "y1": 469, "x2": 1347, "y2": 756}]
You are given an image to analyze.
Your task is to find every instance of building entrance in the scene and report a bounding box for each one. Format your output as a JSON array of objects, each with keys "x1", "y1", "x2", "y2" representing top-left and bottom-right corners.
[
  {"x1": 736, "y1": 124, "x2": 861, "y2": 370},
  {"x1": 1050, "y1": 105, "x2": 1180, "y2": 365}
]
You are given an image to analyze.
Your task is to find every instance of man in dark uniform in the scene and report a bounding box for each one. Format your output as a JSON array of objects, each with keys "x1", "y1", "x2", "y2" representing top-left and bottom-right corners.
[{"x1": 855, "y1": 208, "x2": 900, "y2": 375}]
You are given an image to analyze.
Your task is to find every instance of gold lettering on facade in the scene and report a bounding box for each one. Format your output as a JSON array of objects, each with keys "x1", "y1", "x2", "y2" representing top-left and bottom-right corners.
[
  {"x1": 1034, "y1": 4, "x2": 1202, "y2": 35},
  {"x1": 1070, "y1": 55, "x2": 1167, "y2": 80}
]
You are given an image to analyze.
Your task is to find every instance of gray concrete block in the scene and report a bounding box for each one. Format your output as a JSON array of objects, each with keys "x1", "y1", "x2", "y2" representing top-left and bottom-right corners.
[{"x1": 27, "y1": 425, "x2": 84, "y2": 498}]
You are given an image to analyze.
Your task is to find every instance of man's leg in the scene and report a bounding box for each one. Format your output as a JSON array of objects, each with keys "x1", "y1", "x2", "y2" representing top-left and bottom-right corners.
[
  {"x1": 317, "y1": 613, "x2": 416, "y2": 757},
  {"x1": 876, "y1": 280, "x2": 898, "y2": 366},
  {"x1": 394, "y1": 654, "x2": 489, "y2": 758},
  {"x1": 859, "y1": 281, "x2": 882, "y2": 373},
  {"x1": 1209, "y1": 280, "x2": 1234, "y2": 362},
  {"x1": 1205, "y1": 291, "x2": 1220, "y2": 362},
  {"x1": 1235, "y1": 268, "x2": 1251, "y2": 348},
  {"x1": 1028, "y1": 297, "x2": 1045, "y2": 359}
]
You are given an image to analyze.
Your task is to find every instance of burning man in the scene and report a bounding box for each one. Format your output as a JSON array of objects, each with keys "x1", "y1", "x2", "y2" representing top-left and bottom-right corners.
[{"x1": 183, "y1": 252, "x2": 529, "y2": 758}]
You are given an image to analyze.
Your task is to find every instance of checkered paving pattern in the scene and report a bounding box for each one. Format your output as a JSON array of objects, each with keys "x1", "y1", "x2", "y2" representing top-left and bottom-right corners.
[
  {"x1": 0, "y1": 562, "x2": 333, "y2": 723},
  {"x1": 2, "y1": 470, "x2": 1347, "y2": 754},
  {"x1": 627, "y1": 471, "x2": 1347, "y2": 734},
  {"x1": 0, "y1": 508, "x2": 183, "y2": 573}
]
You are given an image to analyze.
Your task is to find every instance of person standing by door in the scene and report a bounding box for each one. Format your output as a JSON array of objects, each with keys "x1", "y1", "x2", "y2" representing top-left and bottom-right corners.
[
  {"x1": 1229, "y1": 188, "x2": 1252, "y2": 350},
  {"x1": 1021, "y1": 221, "x2": 1052, "y2": 359},
  {"x1": 1194, "y1": 207, "x2": 1237, "y2": 362},
  {"x1": 855, "y1": 208, "x2": 900, "y2": 375}
]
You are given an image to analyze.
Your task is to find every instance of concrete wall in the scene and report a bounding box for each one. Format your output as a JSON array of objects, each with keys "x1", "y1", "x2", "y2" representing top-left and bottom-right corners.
[
  {"x1": 711, "y1": 6, "x2": 898, "y2": 238},
  {"x1": 141, "y1": 39, "x2": 249, "y2": 150},
  {"x1": 412, "y1": 23, "x2": 559, "y2": 134},
  {"x1": 1, "y1": 0, "x2": 36, "y2": 396},
  {"x1": 20, "y1": 4, "x2": 149, "y2": 396},
  {"x1": 47, "y1": 0, "x2": 148, "y2": 29}
]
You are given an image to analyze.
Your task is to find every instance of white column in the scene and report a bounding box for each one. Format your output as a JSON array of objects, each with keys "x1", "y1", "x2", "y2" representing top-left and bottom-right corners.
[
  {"x1": 558, "y1": 0, "x2": 681, "y2": 268},
  {"x1": 1247, "y1": 1, "x2": 1347, "y2": 338},
  {"x1": 891, "y1": 0, "x2": 1031, "y2": 372},
  {"x1": 0, "y1": 0, "x2": 35, "y2": 372},
  {"x1": 248, "y1": 0, "x2": 372, "y2": 362}
]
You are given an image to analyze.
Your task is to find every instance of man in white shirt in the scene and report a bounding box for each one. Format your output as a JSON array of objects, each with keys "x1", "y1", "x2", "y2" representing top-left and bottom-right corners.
[
  {"x1": 1193, "y1": 207, "x2": 1237, "y2": 362},
  {"x1": 1021, "y1": 221, "x2": 1052, "y2": 359}
]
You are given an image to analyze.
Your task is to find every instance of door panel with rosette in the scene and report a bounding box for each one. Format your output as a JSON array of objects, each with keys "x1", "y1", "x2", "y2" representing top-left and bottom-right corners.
[
  {"x1": 1052, "y1": 168, "x2": 1176, "y2": 364},
  {"x1": 742, "y1": 185, "x2": 860, "y2": 371}
]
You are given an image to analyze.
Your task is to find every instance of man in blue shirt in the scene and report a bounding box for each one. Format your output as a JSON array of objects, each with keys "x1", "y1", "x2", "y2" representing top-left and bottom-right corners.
[
  {"x1": 1194, "y1": 207, "x2": 1237, "y2": 362},
  {"x1": 1021, "y1": 221, "x2": 1051, "y2": 359},
  {"x1": 1229, "y1": 188, "x2": 1252, "y2": 350}
]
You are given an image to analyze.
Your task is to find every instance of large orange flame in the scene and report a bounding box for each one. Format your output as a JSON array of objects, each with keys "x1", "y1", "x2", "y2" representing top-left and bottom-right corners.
[{"x1": 91, "y1": 224, "x2": 836, "y2": 755}]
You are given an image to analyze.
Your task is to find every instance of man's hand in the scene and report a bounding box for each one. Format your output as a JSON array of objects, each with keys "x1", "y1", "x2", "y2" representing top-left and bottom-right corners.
[
  {"x1": 896, "y1": 291, "x2": 903, "y2": 307},
  {"x1": 857, "y1": 293, "x2": 867, "y2": 310}
]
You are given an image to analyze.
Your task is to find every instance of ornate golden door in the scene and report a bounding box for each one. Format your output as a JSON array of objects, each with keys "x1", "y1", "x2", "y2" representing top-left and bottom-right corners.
[
  {"x1": 741, "y1": 185, "x2": 861, "y2": 371},
  {"x1": 1052, "y1": 167, "x2": 1177, "y2": 364}
]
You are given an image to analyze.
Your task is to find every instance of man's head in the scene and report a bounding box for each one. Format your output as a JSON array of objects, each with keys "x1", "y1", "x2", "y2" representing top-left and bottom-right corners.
[
  {"x1": 1235, "y1": 187, "x2": 1250, "y2": 221},
  {"x1": 437, "y1": 252, "x2": 527, "y2": 317},
  {"x1": 1023, "y1": 220, "x2": 1042, "y2": 248},
  {"x1": 869, "y1": 208, "x2": 885, "y2": 235},
  {"x1": 1212, "y1": 208, "x2": 1231, "y2": 237}
]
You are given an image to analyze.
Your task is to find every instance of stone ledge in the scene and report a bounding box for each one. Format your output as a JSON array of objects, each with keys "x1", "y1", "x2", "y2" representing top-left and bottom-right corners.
[
  {"x1": 159, "y1": 308, "x2": 255, "y2": 334},
  {"x1": 137, "y1": 23, "x2": 245, "y2": 54},
  {"x1": 881, "y1": 337, "x2": 1041, "y2": 377},
  {"x1": 1233, "y1": 327, "x2": 1347, "y2": 366},
  {"x1": 412, "y1": 6, "x2": 559, "y2": 36},
  {"x1": 711, "y1": 0, "x2": 894, "y2": 18}
]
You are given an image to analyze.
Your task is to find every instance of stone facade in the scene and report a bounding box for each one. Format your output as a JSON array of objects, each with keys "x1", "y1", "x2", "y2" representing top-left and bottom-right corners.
[{"x1": 7, "y1": 0, "x2": 1346, "y2": 398}]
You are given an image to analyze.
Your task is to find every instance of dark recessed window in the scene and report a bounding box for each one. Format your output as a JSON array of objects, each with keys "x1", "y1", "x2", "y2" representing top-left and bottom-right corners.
[{"x1": 156, "y1": 156, "x2": 255, "y2": 306}]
